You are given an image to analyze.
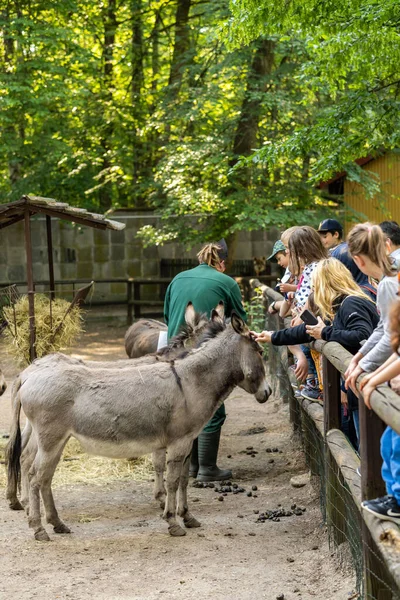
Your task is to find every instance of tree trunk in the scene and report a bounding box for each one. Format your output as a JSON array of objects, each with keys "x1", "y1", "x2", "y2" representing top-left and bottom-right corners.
[
  {"x1": 168, "y1": 0, "x2": 191, "y2": 101},
  {"x1": 231, "y1": 39, "x2": 275, "y2": 164},
  {"x1": 1, "y1": 4, "x2": 22, "y2": 185},
  {"x1": 98, "y1": 0, "x2": 117, "y2": 212}
]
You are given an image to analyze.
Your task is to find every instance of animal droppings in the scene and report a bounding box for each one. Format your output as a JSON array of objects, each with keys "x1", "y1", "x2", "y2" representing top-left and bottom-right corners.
[
  {"x1": 217, "y1": 496, "x2": 224, "y2": 502},
  {"x1": 252, "y1": 485, "x2": 258, "y2": 491},
  {"x1": 256, "y1": 506, "x2": 306, "y2": 523}
]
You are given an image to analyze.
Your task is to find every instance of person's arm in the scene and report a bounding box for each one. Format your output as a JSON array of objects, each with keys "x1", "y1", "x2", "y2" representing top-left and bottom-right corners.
[
  {"x1": 362, "y1": 357, "x2": 400, "y2": 409},
  {"x1": 359, "y1": 353, "x2": 398, "y2": 390},
  {"x1": 358, "y1": 279, "x2": 397, "y2": 371},
  {"x1": 271, "y1": 322, "x2": 312, "y2": 346},
  {"x1": 288, "y1": 345, "x2": 308, "y2": 381},
  {"x1": 279, "y1": 283, "x2": 297, "y2": 294}
]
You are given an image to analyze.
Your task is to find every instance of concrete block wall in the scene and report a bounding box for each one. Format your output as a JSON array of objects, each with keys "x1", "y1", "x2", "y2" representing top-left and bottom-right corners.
[{"x1": 0, "y1": 210, "x2": 281, "y2": 303}]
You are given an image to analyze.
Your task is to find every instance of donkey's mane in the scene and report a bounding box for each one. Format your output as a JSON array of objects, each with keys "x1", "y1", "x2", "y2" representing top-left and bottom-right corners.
[{"x1": 156, "y1": 311, "x2": 208, "y2": 357}]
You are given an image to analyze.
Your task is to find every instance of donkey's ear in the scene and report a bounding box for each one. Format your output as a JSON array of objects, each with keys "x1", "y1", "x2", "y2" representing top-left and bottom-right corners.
[
  {"x1": 231, "y1": 311, "x2": 249, "y2": 336},
  {"x1": 184, "y1": 302, "x2": 196, "y2": 327},
  {"x1": 214, "y1": 301, "x2": 225, "y2": 320}
]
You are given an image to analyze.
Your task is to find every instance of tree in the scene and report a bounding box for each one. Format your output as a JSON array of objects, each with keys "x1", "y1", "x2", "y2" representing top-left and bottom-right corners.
[{"x1": 227, "y1": 0, "x2": 400, "y2": 187}]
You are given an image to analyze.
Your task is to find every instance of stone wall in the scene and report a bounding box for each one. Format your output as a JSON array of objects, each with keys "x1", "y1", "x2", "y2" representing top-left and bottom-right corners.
[{"x1": 0, "y1": 210, "x2": 280, "y2": 302}]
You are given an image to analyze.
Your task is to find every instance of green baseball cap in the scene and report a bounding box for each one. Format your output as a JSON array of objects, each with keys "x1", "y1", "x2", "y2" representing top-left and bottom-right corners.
[{"x1": 267, "y1": 240, "x2": 287, "y2": 261}]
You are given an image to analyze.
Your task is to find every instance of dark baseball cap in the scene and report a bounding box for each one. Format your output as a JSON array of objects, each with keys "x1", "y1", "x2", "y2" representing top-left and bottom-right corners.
[
  {"x1": 267, "y1": 240, "x2": 287, "y2": 261},
  {"x1": 216, "y1": 239, "x2": 228, "y2": 260},
  {"x1": 317, "y1": 219, "x2": 343, "y2": 233}
]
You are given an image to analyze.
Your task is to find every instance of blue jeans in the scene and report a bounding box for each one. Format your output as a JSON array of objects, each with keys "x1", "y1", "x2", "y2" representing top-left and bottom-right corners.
[
  {"x1": 352, "y1": 409, "x2": 360, "y2": 446},
  {"x1": 381, "y1": 426, "x2": 400, "y2": 504}
]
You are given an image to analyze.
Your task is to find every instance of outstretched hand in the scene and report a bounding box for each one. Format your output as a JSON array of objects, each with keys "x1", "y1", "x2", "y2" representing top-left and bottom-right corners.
[{"x1": 251, "y1": 330, "x2": 273, "y2": 344}]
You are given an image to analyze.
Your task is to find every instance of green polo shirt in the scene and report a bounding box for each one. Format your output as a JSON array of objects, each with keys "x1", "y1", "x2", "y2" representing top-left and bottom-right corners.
[{"x1": 164, "y1": 263, "x2": 247, "y2": 338}]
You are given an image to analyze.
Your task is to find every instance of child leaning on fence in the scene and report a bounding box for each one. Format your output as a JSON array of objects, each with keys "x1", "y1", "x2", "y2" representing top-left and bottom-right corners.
[
  {"x1": 358, "y1": 297, "x2": 400, "y2": 525},
  {"x1": 286, "y1": 226, "x2": 329, "y2": 401},
  {"x1": 252, "y1": 258, "x2": 379, "y2": 442},
  {"x1": 345, "y1": 223, "x2": 398, "y2": 393}
]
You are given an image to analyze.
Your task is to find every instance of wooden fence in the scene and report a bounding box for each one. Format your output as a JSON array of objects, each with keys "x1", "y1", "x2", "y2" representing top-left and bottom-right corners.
[{"x1": 255, "y1": 281, "x2": 400, "y2": 600}]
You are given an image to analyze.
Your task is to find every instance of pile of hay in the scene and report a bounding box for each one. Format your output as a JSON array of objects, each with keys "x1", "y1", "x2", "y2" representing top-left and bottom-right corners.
[
  {"x1": 3, "y1": 294, "x2": 83, "y2": 366},
  {"x1": 0, "y1": 437, "x2": 154, "y2": 489}
]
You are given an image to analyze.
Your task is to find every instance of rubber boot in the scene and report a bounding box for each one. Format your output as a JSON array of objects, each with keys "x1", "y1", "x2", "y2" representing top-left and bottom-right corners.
[
  {"x1": 196, "y1": 429, "x2": 232, "y2": 482},
  {"x1": 189, "y1": 438, "x2": 198, "y2": 478}
]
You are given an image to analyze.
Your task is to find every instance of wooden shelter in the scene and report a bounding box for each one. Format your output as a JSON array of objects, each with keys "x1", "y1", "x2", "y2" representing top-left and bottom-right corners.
[
  {"x1": 320, "y1": 152, "x2": 400, "y2": 228},
  {"x1": 0, "y1": 195, "x2": 125, "y2": 361}
]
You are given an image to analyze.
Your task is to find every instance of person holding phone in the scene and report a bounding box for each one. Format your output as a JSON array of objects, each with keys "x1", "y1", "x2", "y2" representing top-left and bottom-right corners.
[{"x1": 252, "y1": 258, "x2": 379, "y2": 438}]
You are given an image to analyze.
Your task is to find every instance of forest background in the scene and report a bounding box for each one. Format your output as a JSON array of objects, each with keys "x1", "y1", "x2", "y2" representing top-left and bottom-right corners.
[{"x1": 1, "y1": 0, "x2": 399, "y2": 246}]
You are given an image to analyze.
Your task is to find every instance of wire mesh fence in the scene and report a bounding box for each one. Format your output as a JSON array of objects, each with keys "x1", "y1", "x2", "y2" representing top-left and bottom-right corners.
[{"x1": 261, "y1": 285, "x2": 400, "y2": 600}]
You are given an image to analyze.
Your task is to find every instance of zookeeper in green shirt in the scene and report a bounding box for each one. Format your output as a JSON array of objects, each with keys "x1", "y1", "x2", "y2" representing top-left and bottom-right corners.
[{"x1": 163, "y1": 239, "x2": 247, "y2": 482}]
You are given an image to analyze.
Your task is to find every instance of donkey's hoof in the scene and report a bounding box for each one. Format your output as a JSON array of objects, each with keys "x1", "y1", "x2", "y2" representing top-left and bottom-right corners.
[
  {"x1": 168, "y1": 524, "x2": 186, "y2": 537},
  {"x1": 184, "y1": 516, "x2": 201, "y2": 528},
  {"x1": 9, "y1": 500, "x2": 24, "y2": 511},
  {"x1": 53, "y1": 523, "x2": 71, "y2": 534},
  {"x1": 34, "y1": 528, "x2": 51, "y2": 542}
]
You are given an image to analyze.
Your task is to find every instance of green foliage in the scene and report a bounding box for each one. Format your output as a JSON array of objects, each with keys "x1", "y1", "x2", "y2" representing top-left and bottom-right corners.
[
  {"x1": 243, "y1": 287, "x2": 268, "y2": 359},
  {"x1": 227, "y1": 0, "x2": 400, "y2": 187},
  {"x1": 2, "y1": 0, "x2": 386, "y2": 247}
]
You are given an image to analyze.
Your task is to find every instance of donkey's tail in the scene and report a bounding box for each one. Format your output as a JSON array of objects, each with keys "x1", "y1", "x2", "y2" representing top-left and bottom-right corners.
[{"x1": 6, "y1": 376, "x2": 23, "y2": 510}]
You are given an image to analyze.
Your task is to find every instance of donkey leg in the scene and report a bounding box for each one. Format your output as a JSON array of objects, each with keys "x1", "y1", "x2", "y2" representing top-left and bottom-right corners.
[
  {"x1": 152, "y1": 449, "x2": 167, "y2": 509},
  {"x1": 20, "y1": 433, "x2": 38, "y2": 512},
  {"x1": 163, "y1": 440, "x2": 192, "y2": 537},
  {"x1": 28, "y1": 440, "x2": 67, "y2": 541},
  {"x1": 178, "y1": 450, "x2": 201, "y2": 529},
  {"x1": 28, "y1": 454, "x2": 50, "y2": 542},
  {"x1": 41, "y1": 440, "x2": 70, "y2": 534}
]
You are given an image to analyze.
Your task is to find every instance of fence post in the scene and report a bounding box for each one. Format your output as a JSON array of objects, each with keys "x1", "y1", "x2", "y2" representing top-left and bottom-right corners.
[
  {"x1": 134, "y1": 281, "x2": 141, "y2": 319},
  {"x1": 358, "y1": 392, "x2": 388, "y2": 599},
  {"x1": 322, "y1": 355, "x2": 347, "y2": 545},
  {"x1": 322, "y1": 355, "x2": 341, "y2": 433},
  {"x1": 127, "y1": 279, "x2": 133, "y2": 325}
]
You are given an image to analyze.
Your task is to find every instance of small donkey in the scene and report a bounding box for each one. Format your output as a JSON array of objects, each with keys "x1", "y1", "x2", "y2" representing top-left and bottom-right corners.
[{"x1": 7, "y1": 313, "x2": 270, "y2": 541}]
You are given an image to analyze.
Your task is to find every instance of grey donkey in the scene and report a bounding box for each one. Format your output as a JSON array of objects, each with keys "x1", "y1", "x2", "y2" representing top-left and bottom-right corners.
[
  {"x1": 7, "y1": 313, "x2": 271, "y2": 541},
  {"x1": 6, "y1": 302, "x2": 224, "y2": 512},
  {"x1": 124, "y1": 318, "x2": 167, "y2": 358}
]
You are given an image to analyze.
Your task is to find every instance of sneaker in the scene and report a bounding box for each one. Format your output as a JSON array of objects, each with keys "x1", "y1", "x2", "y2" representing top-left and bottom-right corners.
[
  {"x1": 301, "y1": 385, "x2": 323, "y2": 403},
  {"x1": 361, "y1": 495, "x2": 400, "y2": 525}
]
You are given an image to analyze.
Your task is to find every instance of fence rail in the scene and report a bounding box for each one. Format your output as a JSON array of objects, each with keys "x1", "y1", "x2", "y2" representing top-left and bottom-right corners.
[
  {"x1": 0, "y1": 273, "x2": 277, "y2": 323},
  {"x1": 254, "y1": 280, "x2": 400, "y2": 600}
]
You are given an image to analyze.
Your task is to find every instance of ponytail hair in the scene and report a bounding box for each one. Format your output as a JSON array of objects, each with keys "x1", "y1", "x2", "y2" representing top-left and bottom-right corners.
[
  {"x1": 347, "y1": 222, "x2": 394, "y2": 277},
  {"x1": 197, "y1": 242, "x2": 224, "y2": 269}
]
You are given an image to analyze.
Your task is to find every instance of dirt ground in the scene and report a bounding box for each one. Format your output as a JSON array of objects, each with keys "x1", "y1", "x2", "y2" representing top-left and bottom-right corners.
[{"x1": 0, "y1": 315, "x2": 357, "y2": 600}]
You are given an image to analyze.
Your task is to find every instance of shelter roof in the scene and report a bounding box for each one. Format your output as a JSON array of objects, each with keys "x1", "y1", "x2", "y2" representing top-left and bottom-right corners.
[
  {"x1": 0, "y1": 195, "x2": 125, "y2": 231},
  {"x1": 318, "y1": 156, "x2": 375, "y2": 189}
]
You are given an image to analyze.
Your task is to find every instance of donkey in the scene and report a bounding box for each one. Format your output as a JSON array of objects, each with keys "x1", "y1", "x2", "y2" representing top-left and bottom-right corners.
[
  {"x1": 6, "y1": 302, "x2": 225, "y2": 512},
  {"x1": 125, "y1": 318, "x2": 167, "y2": 358},
  {"x1": 7, "y1": 313, "x2": 271, "y2": 541}
]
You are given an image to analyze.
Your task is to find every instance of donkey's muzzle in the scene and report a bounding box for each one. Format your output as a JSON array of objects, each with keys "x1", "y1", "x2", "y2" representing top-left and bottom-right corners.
[{"x1": 256, "y1": 383, "x2": 272, "y2": 404}]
